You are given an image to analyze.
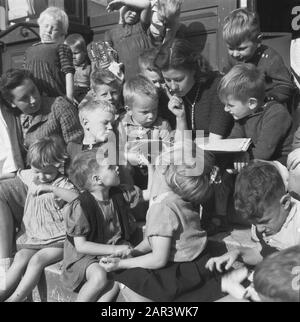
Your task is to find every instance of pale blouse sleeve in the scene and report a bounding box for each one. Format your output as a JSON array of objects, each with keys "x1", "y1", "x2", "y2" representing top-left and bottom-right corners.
[{"x1": 145, "y1": 202, "x2": 179, "y2": 238}]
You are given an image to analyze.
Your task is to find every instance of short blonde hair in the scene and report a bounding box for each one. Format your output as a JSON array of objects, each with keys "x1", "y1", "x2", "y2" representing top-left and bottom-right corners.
[
  {"x1": 123, "y1": 75, "x2": 158, "y2": 108},
  {"x1": 163, "y1": 141, "x2": 215, "y2": 204},
  {"x1": 218, "y1": 63, "x2": 265, "y2": 103},
  {"x1": 38, "y1": 7, "x2": 69, "y2": 35},
  {"x1": 223, "y1": 8, "x2": 261, "y2": 47},
  {"x1": 78, "y1": 94, "x2": 116, "y2": 124}
]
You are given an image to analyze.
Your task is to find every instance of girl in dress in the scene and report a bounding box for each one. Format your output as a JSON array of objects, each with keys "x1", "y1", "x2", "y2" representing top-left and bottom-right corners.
[
  {"x1": 24, "y1": 7, "x2": 75, "y2": 101},
  {"x1": 0, "y1": 136, "x2": 77, "y2": 302}
]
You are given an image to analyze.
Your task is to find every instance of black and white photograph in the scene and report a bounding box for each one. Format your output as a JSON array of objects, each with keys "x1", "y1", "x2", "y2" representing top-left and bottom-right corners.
[{"x1": 0, "y1": 0, "x2": 299, "y2": 308}]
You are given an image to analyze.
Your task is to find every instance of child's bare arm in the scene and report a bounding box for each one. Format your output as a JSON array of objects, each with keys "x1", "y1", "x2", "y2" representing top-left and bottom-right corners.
[
  {"x1": 0, "y1": 172, "x2": 17, "y2": 181},
  {"x1": 131, "y1": 237, "x2": 152, "y2": 256},
  {"x1": 100, "y1": 236, "x2": 171, "y2": 271},
  {"x1": 36, "y1": 185, "x2": 79, "y2": 203},
  {"x1": 239, "y1": 246, "x2": 263, "y2": 266},
  {"x1": 74, "y1": 236, "x2": 131, "y2": 256},
  {"x1": 65, "y1": 73, "x2": 74, "y2": 101},
  {"x1": 107, "y1": 0, "x2": 150, "y2": 11},
  {"x1": 143, "y1": 165, "x2": 154, "y2": 201}
]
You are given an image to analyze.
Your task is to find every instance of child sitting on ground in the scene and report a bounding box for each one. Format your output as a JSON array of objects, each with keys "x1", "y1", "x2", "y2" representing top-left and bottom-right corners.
[
  {"x1": 219, "y1": 63, "x2": 293, "y2": 167},
  {"x1": 206, "y1": 160, "x2": 300, "y2": 273},
  {"x1": 99, "y1": 142, "x2": 225, "y2": 302},
  {"x1": 24, "y1": 7, "x2": 75, "y2": 101},
  {"x1": 0, "y1": 136, "x2": 77, "y2": 302},
  {"x1": 90, "y1": 69, "x2": 124, "y2": 115},
  {"x1": 61, "y1": 150, "x2": 151, "y2": 302},
  {"x1": 65, "y1": 34, "x2": 91, "y2": 104},
  {"x1": 223, "y1": 8, "x2": 295, "y2": 105}
]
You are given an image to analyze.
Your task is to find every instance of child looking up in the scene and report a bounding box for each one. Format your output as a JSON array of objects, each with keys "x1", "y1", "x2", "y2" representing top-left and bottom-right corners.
[
  {"x1": 65, "y1": 34, "x2": 91, "y2": 104},
  {"x1": 61, "y1": 150, "x2": 150, "y2": 302},
  {"x1": 0, "y1": 136, "x2": 77, "y2": 302},
  {"x1": 24, "y1": 7, "x2": 75, "y2": 101},
  {"x1": 219, "y1": 63, "x2": 293, "y2": 166},
  {"x1": 223, "y1": 8, "x2": 295, "y2": 105}
]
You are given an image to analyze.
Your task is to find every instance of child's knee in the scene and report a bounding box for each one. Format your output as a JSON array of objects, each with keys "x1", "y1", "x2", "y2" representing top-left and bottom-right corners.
[{"x1": 88, "y1": 266, "x2": 108, "y2": 289}]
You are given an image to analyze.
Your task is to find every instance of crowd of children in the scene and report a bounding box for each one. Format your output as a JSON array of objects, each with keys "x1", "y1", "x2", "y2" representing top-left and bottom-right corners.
[{"x1": 0, "y1": 2, "x2": 300, "y2": 302}]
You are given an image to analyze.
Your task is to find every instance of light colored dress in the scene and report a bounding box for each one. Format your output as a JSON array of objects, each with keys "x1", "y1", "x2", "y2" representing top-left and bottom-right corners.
[{"x1": 16, "y1": 169, "x2": 75, "y2": 249}]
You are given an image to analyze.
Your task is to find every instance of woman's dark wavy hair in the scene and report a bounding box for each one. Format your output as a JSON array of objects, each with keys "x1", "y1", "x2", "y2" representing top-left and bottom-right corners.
[
  {"x1": 0, "y1": 69, "x2": 34, "y2": 115},
  {"x1": 234, "y1": 161, "x2": 286, "y2": 223},
  {"x1": 154, "y1": 38, "x2": 213, "y2": 84}
]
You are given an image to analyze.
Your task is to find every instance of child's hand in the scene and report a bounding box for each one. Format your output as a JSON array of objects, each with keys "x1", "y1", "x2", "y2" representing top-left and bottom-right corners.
[
  {"x1": 221, "y1": 267, "x2": 249, "y2": 300},
  {"x1": 287, "y1": 148, "x2": 300, "y2": 170},
  {"x1": 111, "y1": 245, "x2": 133, "y2": 259},
  {"x1": 107, "y1": 0, "x2": 125, "y2": 12},
  {"x1": 205, "y1": 250, "x2": 240, "y2": 272},
  {"x1": 99, "y1": 257, "x2": 121, "y2": 272},
  {"x1": 126, "y1": 151, "x2": 149, "y2": 167},
  {"x1": 33, "y1": 184, "x2": 54, "y2": 196},
  {"x1": 233, "y1": 152, "x2": 250, "y2": 173}
]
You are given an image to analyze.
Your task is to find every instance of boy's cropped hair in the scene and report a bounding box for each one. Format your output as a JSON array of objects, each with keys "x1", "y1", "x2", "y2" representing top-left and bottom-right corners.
[
  {"x1": 254, "y1": 245, "x2": 300, "y2": 302},
  {"x1": 27, "y1": 135, "x2": 68, "y2": 169},
  {"x1": 38, "y1": 7, "x2": 69, "y2": 35},
  {"x1": 65, "y1": 34, "x2": 87, "y2": 51},
  {"x1": 234, "y1": 161, "x2": 286, "y2": 223},
  {"x1": 90, "y1": 69, "x2": 120, "y2": 90},
  {"x1": 68, "y1": 150, "x2": 100, "y2": 191},
  {"x1": 78, "y1": 94, "x2": 116, "y2": 118},
  {"x1": 123, "y1": 75, "x2": 158, "y2": 107},
  {"x1": 218, "y1": 63, "x2": 266, "y2": 103},
  {"x1": 223, "y1": 8, "x2": 261, "y2": 47}
]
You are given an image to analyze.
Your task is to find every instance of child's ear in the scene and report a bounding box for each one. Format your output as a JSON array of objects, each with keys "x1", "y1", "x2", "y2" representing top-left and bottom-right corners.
[
  {"x1": 248, "y1": 98, "x2": 258, "y2": 111},
  {"x1": 125, "y1": 106, "x2": 132, "y2": 115},
  {"x1": 257, "y1": 33, "x2": 263, "y2": 43},
  {"x1": 92, "y1": 175, "x2": 102, "y2": 185}
]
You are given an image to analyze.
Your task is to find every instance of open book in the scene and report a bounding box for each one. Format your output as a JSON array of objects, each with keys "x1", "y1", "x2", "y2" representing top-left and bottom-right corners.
[{"x1": 196, "y1": 137, "x2": 252, "y2": 153}]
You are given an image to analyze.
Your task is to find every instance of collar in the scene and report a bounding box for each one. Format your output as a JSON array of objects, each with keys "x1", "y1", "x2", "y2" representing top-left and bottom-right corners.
[
  {"x1": 121, "y1": 113, "x2": 161, "y2": 129},
  {"x1": 82, "y1": 141, "x2": 106, "y2": 151}
]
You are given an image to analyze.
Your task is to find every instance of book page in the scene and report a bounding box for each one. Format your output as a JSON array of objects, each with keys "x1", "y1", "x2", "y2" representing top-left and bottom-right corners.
[{"x1": 196, "y1": 137, "x2": 252, "y2": 153}]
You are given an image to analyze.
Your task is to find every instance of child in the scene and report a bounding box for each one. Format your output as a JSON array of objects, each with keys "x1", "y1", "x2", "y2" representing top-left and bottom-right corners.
[
  {"x1": 117, "y1": 75, "x2": 172, "y2": 189},
  {"x1": 0, "y1": 136, "x2": 77, "y2": 302},
  {"x1": 99, "y1": 142, "x2": 225, "y2": 302},
  {"x1": 206, "y1": 160, "x2": 300, "y2": 273},
  {"x1": 138, "y1": 47, "x2": 164, "y2": 90},
  {"x1": 223, "y1": 8, "x2": 295, "y2": 105},
  {"x1": 65, "y1": 34, "x2": 91, "y2": 104},
  {"x1": 24, "y1": 7, "x2": 75, "y2": 100},
  {"x1": 253, "y1": 245, "x2": 300, "y2": 302},
  {"x1": 219, "y1": 63, "x2": 293, "y2": 166},
  {"x1": 61, "y1": 150, "x2": 150, "y2": 302},
  {"x1": 105, "y1": 0, "x2": 152, "y2": 80},
  {"x1": 90, "y1": 69, "x2": 124, "y2": 115},
  {"x1": 119, "y1": 75, "x2": 171, "y2": 142}
]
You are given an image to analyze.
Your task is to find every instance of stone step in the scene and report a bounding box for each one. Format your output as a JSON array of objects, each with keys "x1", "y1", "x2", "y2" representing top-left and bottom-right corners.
[{"x1": 31, "y1": 227, "x2": 257, "y2": 302}]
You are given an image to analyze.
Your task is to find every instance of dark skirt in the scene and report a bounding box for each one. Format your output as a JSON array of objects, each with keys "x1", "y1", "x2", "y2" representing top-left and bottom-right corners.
[
  {"x1": 61, "y1": 254, "x2": 101, "y2": 292},
  {"x1": 114, "y1": 248, "x2": 224, "y2": 302}
]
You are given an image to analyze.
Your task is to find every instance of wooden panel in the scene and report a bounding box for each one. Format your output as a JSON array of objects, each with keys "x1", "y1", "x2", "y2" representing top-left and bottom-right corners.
[{"x1": 90, "y1": 0, "x2": 237, "y2": 71}]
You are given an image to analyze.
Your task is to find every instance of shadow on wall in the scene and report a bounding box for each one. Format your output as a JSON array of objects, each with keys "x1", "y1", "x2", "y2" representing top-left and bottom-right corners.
[{"x1": 178, "y1": 21, "x2": 208, "y2": 54}]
